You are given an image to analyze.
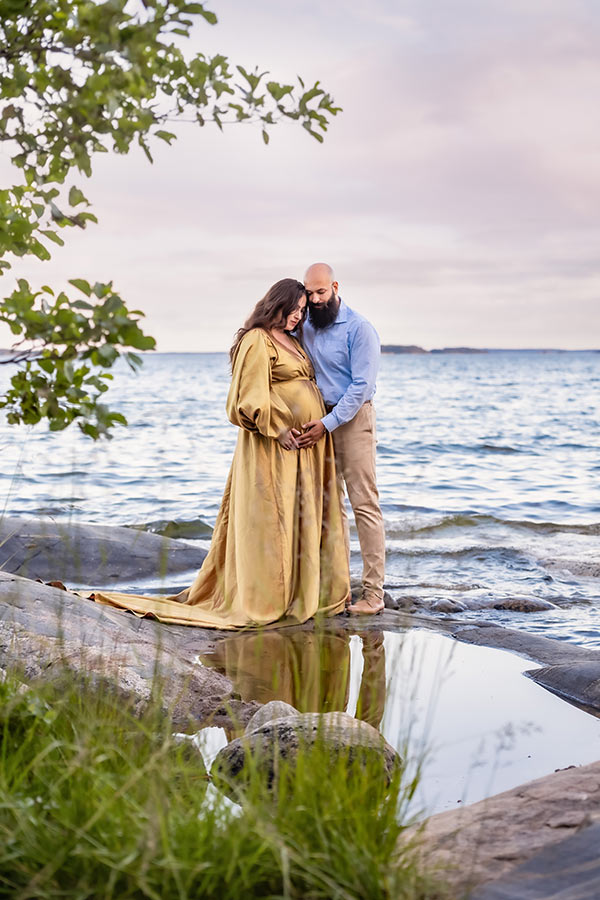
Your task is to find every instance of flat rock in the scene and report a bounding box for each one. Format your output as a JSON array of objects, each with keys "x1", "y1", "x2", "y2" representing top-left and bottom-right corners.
[
  {"x1": 411, "y1": 759, "x2": 600, "y2": 896},
  {"x1": 0, "y1": 515, "x2": 205, "y2": 587},
  {"x1": 0, "y1": 570, "x2": 256, "y2": 729},
  {"x1": 433, "y1": 621, "x2": 600, "y2": 667},
  {"x1": 430, "y1": 599, "x2": 468, "y2": 613},
  {"x1": 470, "y1": 822, "x2": 600, "y2": 900},
  {"x1": 526, "y1": 661, "x2": 600, "y2": 711},
  {"x1": 489, "y1": 596, "x2": 558, "y2": 612},
  {"x1": 390, "y1": 594, "x2": 557, "y2": 613},
  {"x1": 212, "y1": 710, "x2": 402, "y2": 790},
  {"x1": 542, "y1": 557, "x2": 600, "y2": 578}
]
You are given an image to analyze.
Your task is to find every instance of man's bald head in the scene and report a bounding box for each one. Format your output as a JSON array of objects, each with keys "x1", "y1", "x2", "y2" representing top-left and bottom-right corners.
[
  {"x1": 304, "y1": 262, "x2": 340, "y2": 329},
  {"x1": 304, "y1": 262, "x2": 335, "y2": 283}
]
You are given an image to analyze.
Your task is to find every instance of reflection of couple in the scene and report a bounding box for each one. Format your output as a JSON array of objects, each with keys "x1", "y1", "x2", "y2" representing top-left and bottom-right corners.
[
  {"x1": 94, "y1": 263, "x2": 386, "y2": 627},
  {"x1": 205, "y1": 629, "x2": 387, "y2": 731}
]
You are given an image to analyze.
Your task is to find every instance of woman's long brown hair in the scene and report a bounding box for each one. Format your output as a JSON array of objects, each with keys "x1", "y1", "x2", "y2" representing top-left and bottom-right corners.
[{"x1": 229, "y1": 278, "x2": 307, "y2": 366}]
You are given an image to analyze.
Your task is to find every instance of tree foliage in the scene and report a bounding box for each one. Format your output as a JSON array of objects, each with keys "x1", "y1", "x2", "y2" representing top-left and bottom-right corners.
[{"x1": 0, "y1": 0, "x2": 341, "y2": 437}]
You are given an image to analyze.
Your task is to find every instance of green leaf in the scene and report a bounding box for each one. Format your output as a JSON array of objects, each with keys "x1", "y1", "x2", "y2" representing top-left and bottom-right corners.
[
  {"x1": 68, "y1": 278, "x2": 92, "y2": 297},
  {"x1": 97, "y1": 344, "x2": 119, "y2": 365},
  {"x1": 138, "y1": 136, "x2": 154, "y2": 163},
  {"x1": 30, "y1": 239, "x2": 51, "y2": 260},
  {"x1": 262, "y1": 129, "x2": 269, "y2": 145},
  {"x1": 80, "y1": 423, "x2": 100, "y2": 439},
  {"x1": 155, "y1": 130, "x2": 177, "y2": 144},
  {"x1": 40, "y1": 230, "x2": 65, "y2": 246},
  {"x1": 93, "y1": 282, "x2": 110, "y2": 299},
  {"x1": 68, "y1": 186, "x2": 87, "y2": 207}
]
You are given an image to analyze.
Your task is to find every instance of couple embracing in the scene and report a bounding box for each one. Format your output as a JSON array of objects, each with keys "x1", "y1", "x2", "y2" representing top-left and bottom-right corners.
[{"x1": 94, "y1": 263, "x2": 385, "y2": 627}]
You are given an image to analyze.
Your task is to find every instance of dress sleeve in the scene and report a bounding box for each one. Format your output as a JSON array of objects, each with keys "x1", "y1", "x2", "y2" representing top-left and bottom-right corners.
[{"x1": 226, "y1": 330, "x2": 292, "y2": 439}]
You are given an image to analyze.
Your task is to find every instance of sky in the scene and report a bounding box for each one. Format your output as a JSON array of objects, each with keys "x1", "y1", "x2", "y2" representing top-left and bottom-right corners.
[{"x1": 1, "y1": 0, "x2": 599, "y2": 351}]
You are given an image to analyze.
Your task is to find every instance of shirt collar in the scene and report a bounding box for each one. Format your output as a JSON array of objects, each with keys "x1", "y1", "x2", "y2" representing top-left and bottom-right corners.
[{"x1": 335, "y1": 297, "x2": 348, "y2": 323}]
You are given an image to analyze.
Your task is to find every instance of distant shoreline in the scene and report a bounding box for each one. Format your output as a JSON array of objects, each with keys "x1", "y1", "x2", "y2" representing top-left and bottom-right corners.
[
  {"x1": 380, "y1": 345, "x2": 600, "y2": 355},
  {"x1": 1, "y1": 347, "x2": 599, "y2": 358}
]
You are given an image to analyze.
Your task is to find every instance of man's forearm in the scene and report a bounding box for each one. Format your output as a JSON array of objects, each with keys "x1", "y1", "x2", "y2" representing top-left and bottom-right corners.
[{"x1": 322, "y1": 383, "x2": 373, "y2": 431}]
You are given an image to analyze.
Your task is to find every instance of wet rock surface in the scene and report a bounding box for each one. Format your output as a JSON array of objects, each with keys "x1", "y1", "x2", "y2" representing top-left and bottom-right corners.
[
  {"x1": 542, "y1": 557, "x2": 600, "y2": 579},
  {"x1": 470, "y1": 822, "x2": 600, "y2": 900},
  {"x1": 2, "y1": 517, "x2": 600, "y2": 897},
  {"x1": 392, "y1": 592, "x2": 559, "y2": 613},
  {"x1": 0, "y1": 515, "x2": 206, "y2": 586},
  {"x1": 3, "y1": 511, "x2": 600, "y2": 718},
  {"x1": 412, "y1": 760, "x2": 600, "y2": 897},
  {"x1": 212, "y1": 708, "x2": 402, "y2": 790},
  {"x1": 526, "y1": 661, "x2": 600, "y2": 712},
  {"x1": 0, "y1": 570, "x2": 257, "y2": 730}
]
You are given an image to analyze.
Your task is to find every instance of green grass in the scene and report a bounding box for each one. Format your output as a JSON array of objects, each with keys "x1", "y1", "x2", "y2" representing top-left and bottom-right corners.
[{"x1": 0, "y1": 669, "x2": 445, "y2": 899}]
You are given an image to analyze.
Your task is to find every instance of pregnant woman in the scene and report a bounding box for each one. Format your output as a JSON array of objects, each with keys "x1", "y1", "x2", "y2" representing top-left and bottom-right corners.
[{"x1": 92, "y1": 279, "x2": 350, "y2": 628}]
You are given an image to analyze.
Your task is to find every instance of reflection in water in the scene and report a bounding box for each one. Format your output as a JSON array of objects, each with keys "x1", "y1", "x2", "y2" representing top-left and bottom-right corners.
[
  {"x1": 200, "y1": 629, "x2": 386, "y2": 730},
  {"x1": 197, "y1": 627, "x2": 600, "y2": 818}
]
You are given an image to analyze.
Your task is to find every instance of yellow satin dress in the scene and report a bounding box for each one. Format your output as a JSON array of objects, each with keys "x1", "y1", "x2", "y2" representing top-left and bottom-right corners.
[{"x1": 92, "y1": 329, "x2": 350, "y2": 628}]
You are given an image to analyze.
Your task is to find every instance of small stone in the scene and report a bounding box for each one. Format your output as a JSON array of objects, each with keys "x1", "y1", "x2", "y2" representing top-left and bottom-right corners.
[
  {"x1": 492, "y1": 596, "x2": 558, "y2": 612},
  {"x1": 245, "y1": 700, "x2": 298, "y2": 734},
  {"x1": 430, "y1": 599, "x2": 467, "y2": 613},
  {"x1": 383, "y1": 591, "x2": 399, "y2": 610}
]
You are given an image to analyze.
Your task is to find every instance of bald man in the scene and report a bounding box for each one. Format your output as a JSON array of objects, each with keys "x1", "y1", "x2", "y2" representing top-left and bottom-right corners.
[{"x1": 297, "y1": 263, "x2": 385, "y2": 615}]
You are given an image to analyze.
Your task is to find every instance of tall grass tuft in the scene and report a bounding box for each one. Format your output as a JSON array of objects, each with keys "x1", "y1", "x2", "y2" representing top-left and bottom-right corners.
[{"x1": 0, "y1": 669, "x2": 444, "y2": 899}]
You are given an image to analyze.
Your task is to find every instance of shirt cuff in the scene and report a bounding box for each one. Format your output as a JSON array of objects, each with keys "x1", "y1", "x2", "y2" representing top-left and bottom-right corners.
[{"x1": 321, "y1": 412, "x2": 338, "y2": 432}]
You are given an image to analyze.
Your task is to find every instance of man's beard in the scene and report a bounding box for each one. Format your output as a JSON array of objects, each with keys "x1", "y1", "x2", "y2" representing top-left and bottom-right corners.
[{"x1": 308, "y1": 292, "x2": 339, "y2": 329}]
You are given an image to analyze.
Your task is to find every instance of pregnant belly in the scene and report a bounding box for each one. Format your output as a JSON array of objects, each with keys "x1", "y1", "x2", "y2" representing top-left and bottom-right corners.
[{"x1": 273, "y1": 380, "x2": 324, "y2": 428}]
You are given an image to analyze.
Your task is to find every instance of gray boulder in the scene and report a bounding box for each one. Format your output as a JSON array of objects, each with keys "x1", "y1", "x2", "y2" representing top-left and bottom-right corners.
[
  {"x1": 526, "y1": 661, "x2": 600, "y2": 711},
  {"x1": 383, "y1": 591, "x2": 399, "y2": 610},
  {"x1": 430, "y1": 599, "x2": 468, "y2": 613},
  {"x1": 490, "y1": 596, "x2": 558, "y2": 612},
  {"x1": 0, "y1": 515, "x2": 205, "y2": 587},
  {"x1": 0, "y1": 570, "x2": 257, "y2": 730},
  {"x1": 212, "y1": 710, "x2": 402, "y2": 791},
  {"x1": 244, "y1": 700, "x2": 299, "y2": 733}
]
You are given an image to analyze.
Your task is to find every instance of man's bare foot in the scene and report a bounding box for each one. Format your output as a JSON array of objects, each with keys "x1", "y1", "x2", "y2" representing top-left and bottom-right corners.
[{"x1": 348, "y1": 594, "x2": 384, "y2": 616}]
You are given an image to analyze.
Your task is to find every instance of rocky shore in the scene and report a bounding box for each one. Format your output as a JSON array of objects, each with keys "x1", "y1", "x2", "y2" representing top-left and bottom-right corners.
[{"x1": 1, "y1": 514, "x2": 599, "y2": 897}]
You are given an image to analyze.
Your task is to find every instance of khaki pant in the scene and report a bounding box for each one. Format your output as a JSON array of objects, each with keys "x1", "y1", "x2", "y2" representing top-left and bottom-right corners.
[{"x1": 330, "y1": 401, "x2": 386, "y2": 600}]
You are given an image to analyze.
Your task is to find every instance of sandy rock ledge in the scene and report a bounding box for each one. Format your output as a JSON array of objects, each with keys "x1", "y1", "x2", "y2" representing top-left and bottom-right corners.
[
  {"x1": 411, "y1": 759, "x2": 600, "y2": 897},
  {"x1": 0, "y1": 570, "x2": 258, "y2": 729}
]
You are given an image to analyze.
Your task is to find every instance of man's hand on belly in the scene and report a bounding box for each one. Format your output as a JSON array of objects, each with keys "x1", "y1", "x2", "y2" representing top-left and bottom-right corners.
[{"x1": 296, "y1": 419, "x2": 326, "y2": 448}]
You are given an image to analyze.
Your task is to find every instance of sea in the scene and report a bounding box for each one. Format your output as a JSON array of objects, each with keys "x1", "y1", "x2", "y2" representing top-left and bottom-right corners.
[{"x1": 1, "y1": 350, "x2": 599, "y2": 648}]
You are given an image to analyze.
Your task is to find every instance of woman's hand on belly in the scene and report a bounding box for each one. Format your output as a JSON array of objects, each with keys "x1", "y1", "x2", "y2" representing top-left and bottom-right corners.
[{"x1": 277, "y1": 428, "x2": 302, "y2": 450}]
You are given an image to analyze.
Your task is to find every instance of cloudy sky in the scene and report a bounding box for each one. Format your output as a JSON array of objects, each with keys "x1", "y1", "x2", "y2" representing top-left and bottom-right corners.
[{"x1": 2, "y1": 0, "x2": 599, "y2": 350}]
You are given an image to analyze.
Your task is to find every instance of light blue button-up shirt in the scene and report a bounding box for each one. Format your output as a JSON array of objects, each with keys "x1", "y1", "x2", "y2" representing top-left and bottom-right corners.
[{"x1": 302, "y1": 298, "x2": 380, "y2": 432}]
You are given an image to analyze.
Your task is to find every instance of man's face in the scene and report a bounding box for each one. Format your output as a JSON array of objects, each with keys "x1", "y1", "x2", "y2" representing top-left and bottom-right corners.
[{"x1": 305, "y1": 276, "x2": 339, "y2": 329}]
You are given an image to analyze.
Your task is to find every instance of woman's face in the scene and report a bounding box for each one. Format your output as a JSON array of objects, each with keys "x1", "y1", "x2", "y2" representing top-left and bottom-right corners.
[{"x1": 283, "y1": 295, "x2": 307, "y2": 332}]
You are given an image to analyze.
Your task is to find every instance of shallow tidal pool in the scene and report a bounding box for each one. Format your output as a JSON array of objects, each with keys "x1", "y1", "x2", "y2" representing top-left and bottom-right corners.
[{"x1": 195, "y1": 627, "x2": 600, "y2": 818}]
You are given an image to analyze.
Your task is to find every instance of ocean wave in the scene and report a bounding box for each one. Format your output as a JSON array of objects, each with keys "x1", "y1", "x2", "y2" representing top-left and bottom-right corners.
[
  {"x1": 380, "y1": 440, "x2": 534, "y2": 455},
  {"x1": 382, "y1": 512, "x2": 600, "y2": 538},
  {"x1": 383, "y1": 545, "x2": 527, "y2": 559}
]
